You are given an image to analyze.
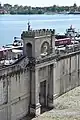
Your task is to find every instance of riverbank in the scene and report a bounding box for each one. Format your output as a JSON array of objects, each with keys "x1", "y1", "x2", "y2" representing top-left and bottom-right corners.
[{"x1": 32, "y1": 86, "x2": 80, "y2": 120}]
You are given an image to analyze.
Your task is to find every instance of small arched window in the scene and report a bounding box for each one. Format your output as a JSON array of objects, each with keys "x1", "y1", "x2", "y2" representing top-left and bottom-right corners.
[{"x1": 26, "y1": 43, "x2": 32, "y2": 58}]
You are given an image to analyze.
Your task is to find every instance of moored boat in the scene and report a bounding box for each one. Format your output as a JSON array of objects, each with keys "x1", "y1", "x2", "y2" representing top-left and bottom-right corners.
[{"x1": 0, "y1": 37, "x2": 23, "y2": 66}]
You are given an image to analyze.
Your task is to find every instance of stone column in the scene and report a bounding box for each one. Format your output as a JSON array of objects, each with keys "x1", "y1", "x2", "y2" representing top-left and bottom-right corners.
[
  {"x1": 47, "y1": 62, "x2": 56, "y2": 108},
  {"x1": 30, "y1": 67, "x2": 41, "y2": 116},
  {"x1": 47, "y1": 64, "x2": 54, "y2": 108}
]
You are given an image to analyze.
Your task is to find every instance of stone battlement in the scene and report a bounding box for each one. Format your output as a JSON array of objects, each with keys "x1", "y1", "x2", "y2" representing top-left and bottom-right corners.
[{"x1": 21, "y1": 29, "x2": 55, "y2": 38}]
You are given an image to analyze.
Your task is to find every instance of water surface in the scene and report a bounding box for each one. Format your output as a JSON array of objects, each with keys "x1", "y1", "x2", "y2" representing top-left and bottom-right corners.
[{"x1": 0, "y1": 14, "x2": 80, "y2": 46}]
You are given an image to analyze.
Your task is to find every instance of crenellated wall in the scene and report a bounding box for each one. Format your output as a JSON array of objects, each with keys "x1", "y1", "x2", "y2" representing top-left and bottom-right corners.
[{"x1": 21, "y1": 29, "x2": 55, "y2": 38}]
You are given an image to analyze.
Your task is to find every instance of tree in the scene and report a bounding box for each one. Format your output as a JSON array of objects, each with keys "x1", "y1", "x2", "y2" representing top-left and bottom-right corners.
[
  {"x1": 73, "y1": 3, "x2": 77, "y2": 11},
  {"x1": 52, "y1": 5, "x2": 57, "y2": 12},
  {"x1": 0, "y1": 2, "x2": 2, "y2": 9},
  {"x1": 3, "y1": 3, "x2": 12, "y2": 11}
]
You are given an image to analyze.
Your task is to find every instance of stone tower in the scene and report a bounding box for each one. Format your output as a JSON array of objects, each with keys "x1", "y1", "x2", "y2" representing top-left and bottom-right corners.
[
  {"x1": 21, "y1": 29, "x2": 55, "y2": 58},
  {"x1": 21, "y1": 28, "x2": 56, "y2": 116}
]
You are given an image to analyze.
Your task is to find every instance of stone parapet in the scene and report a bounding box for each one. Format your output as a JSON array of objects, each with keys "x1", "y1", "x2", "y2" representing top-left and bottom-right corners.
[{"x1": 21, "y1": 29, "x2": 55, "y2": 38}]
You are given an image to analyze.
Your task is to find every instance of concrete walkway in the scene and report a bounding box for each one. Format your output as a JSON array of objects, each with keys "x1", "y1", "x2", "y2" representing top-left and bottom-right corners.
[{"x1": 32, "y1": 86, "x2": 80, "y2": 120}]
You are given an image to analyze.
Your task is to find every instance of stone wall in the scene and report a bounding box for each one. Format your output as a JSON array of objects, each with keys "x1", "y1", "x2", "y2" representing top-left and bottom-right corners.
[
  {"x1": 0, "y1": 49, "x2": 80, "y2": 119},
  {"x1": 54, "y1": 52, "x2": 80, "y2": 99},
  {"x1": 0, "y1": 57, "x2": 30, "y2": 120}
]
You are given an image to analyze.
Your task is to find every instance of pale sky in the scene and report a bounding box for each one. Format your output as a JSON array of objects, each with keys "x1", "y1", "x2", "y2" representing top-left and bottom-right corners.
[{"x1": 1, "y1": 0, "x2": 80, "y2": 7}]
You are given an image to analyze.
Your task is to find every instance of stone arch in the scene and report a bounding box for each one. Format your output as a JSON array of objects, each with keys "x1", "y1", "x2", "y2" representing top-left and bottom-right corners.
[
  {"x1": 26, "y1": 43, "x2": 32, "y2": 58},
  {"x1": 41, "y1": 41, "x2": 50, "y2": 54}
]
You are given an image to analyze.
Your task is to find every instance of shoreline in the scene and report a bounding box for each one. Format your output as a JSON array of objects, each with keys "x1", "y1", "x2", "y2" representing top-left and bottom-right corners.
[{"x1": 0, "y1": 12, "x2": 80, "y2": 15}]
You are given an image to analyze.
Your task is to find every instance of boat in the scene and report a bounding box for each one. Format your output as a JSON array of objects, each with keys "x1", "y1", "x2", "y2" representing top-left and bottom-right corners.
[
  {"x1": 5, "y1": 37, "x2": 23, "y2": 48},
  {"x1": 65, "y1": 25, "x2": 77, "y2": 37},
  {"x1": 65, "y1": 25, "x2": 80, "y2": 42},
  {"x1": 68, "y1": 11, "x2": 80, "y2": 15},
  {"x1": 0, "y1": 37, "x2": 23, "y2": 66},
  {"x1": 55, "y1": 34, "x2": 71, "y2": 46},
  {"x1": 55, "y1": 37, "x2": 71, "y2": 46}
]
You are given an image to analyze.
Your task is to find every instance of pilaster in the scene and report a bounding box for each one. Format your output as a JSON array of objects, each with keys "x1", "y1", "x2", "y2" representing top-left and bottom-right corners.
[
  {"x1": 47, "y1": 62, "x2": 56, "y2": 108},
  {"x1": 30, "y1": 67, "x2": 41, "y2": 116}
]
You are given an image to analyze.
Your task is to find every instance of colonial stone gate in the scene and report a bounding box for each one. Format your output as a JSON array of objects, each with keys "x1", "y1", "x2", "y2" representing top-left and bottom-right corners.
[{"x1": 21, "y1": 28, "x2": 55, "y2": 116}]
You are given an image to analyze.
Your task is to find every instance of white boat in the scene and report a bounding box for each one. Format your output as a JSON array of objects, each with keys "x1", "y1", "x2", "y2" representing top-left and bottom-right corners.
[
  {"x1": 0, "y1": 37, "x2": 23, "y2": 66},
  {"x1": 65, "y1": 25, "x2": 77, "y2": 37}
]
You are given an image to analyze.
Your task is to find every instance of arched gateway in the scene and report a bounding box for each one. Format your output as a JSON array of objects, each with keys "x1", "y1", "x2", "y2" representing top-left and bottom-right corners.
[{"x1": 21, "y1": 29, "x2": 56, "y2": 116}]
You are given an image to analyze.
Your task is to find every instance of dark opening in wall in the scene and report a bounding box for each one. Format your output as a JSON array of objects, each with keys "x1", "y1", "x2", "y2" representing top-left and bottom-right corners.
[{"x1": 26, "y1": 43, "x2": 32, "y2": 58}]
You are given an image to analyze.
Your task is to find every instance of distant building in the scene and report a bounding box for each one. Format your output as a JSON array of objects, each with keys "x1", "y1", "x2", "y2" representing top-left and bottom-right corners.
[{"x1": 0, "y1": 9, "x2": 8, "y2": 14}]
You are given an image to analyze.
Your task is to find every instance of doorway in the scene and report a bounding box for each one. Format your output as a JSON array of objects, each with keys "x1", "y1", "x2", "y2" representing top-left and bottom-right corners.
[{"x1": 39, "y1": 80, "x2": 47, "y2": 107}]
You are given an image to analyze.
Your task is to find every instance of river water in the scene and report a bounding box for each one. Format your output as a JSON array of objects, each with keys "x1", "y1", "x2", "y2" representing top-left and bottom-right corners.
[{"x1": 0, "y1": 14, "x2": 80, "y2": 46}]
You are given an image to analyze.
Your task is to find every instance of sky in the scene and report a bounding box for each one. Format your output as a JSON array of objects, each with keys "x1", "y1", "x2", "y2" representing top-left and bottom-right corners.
[{"x1": 0, "y1": 0, "x2": 80, "y2": 7}]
